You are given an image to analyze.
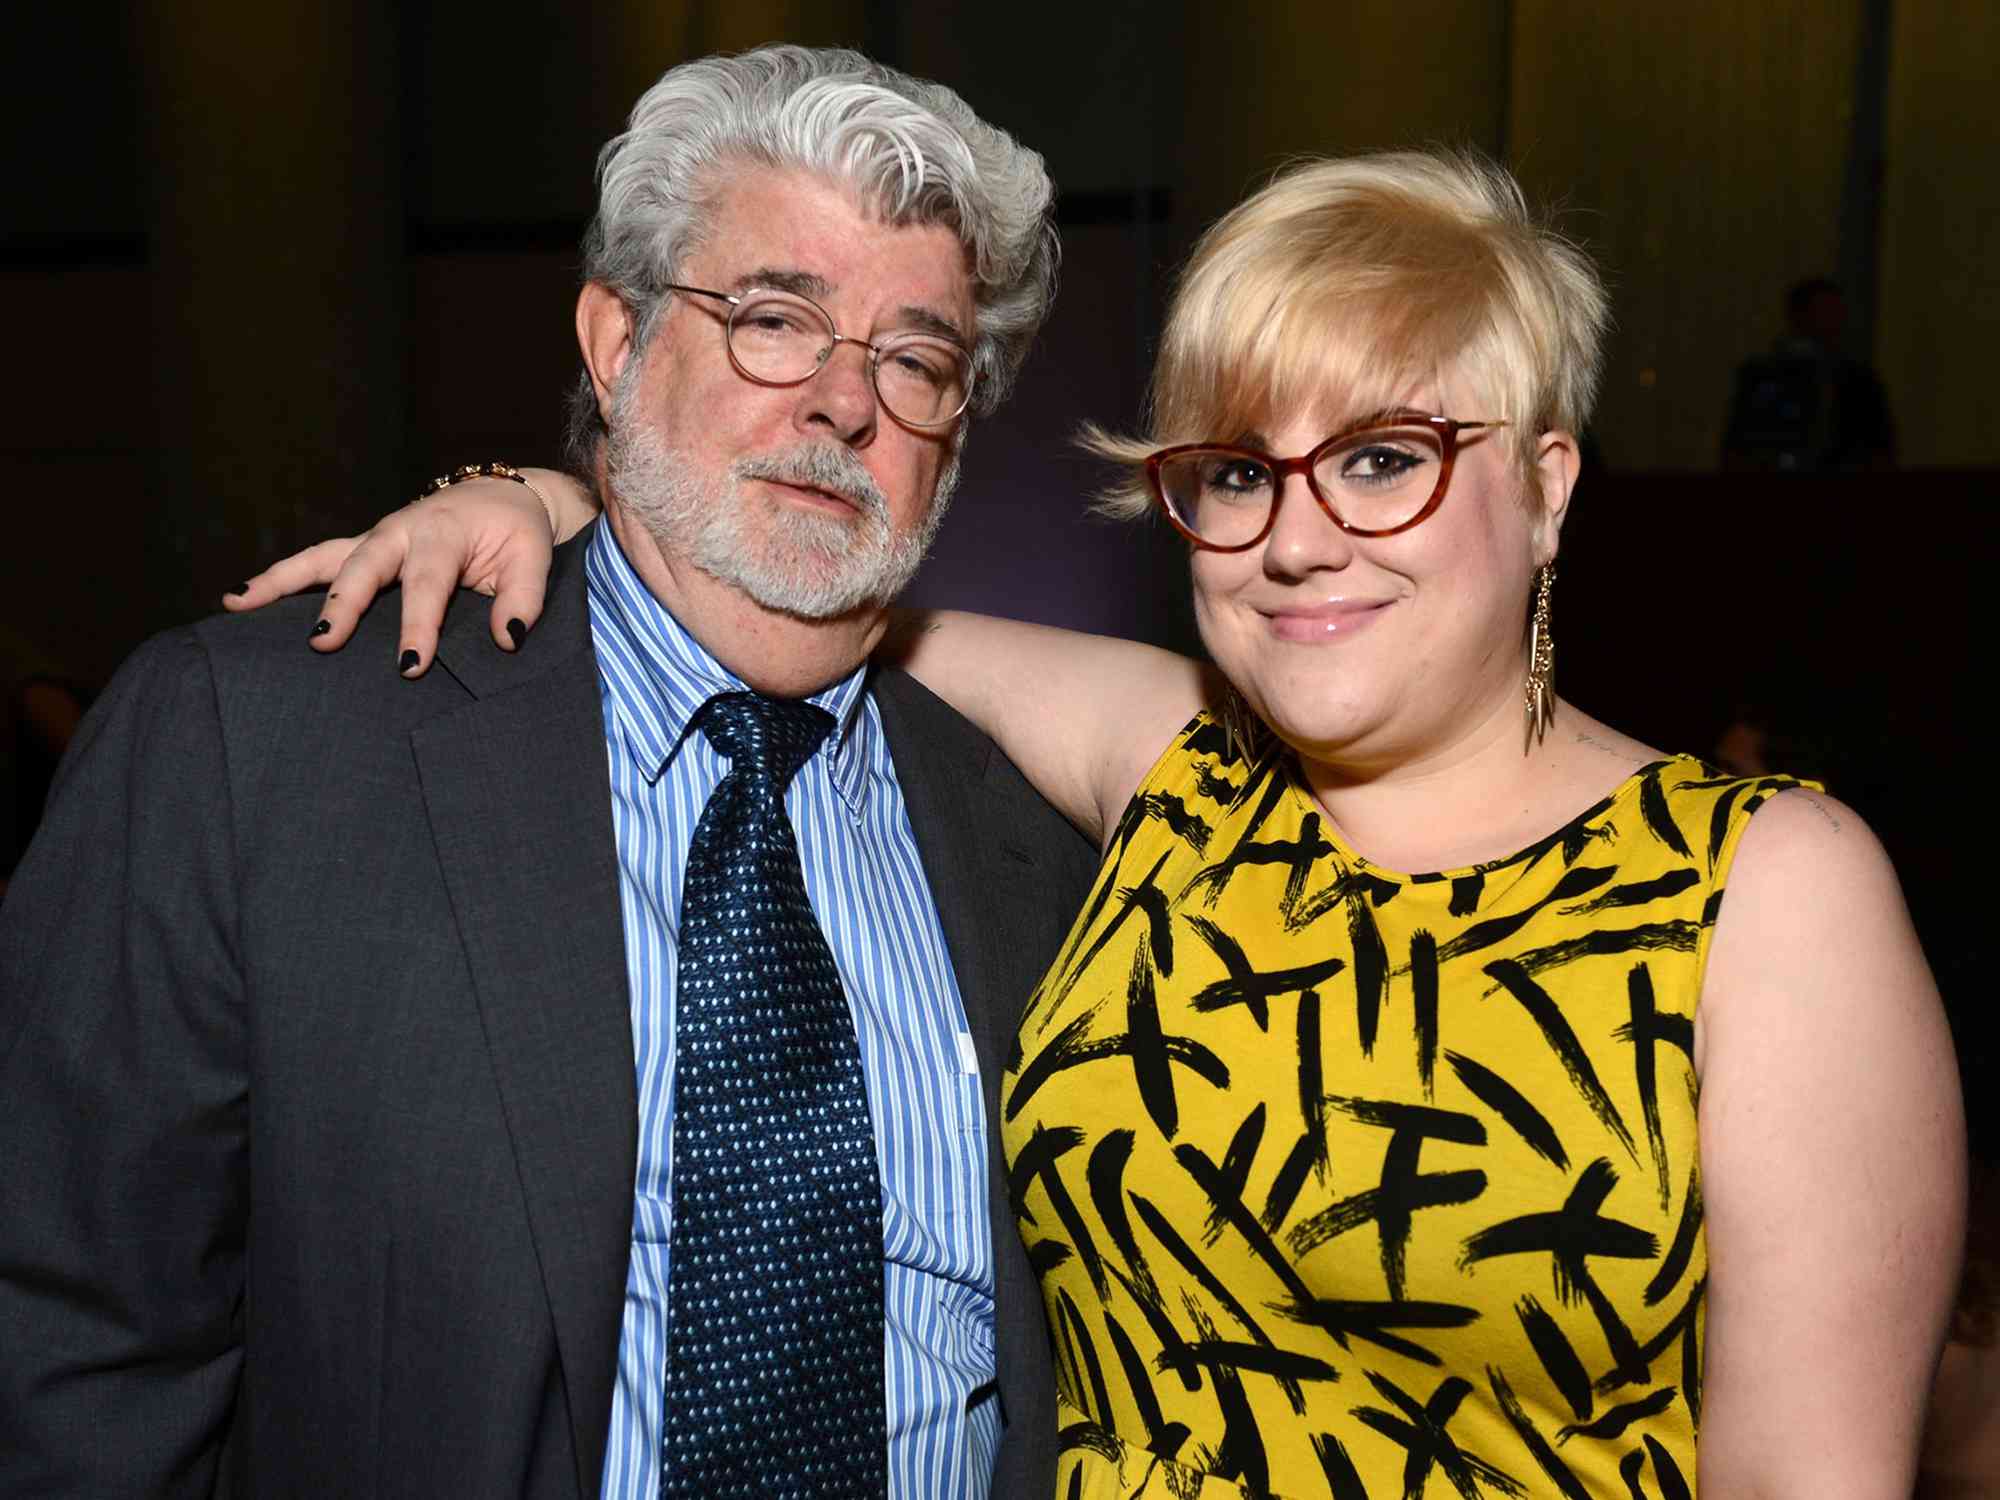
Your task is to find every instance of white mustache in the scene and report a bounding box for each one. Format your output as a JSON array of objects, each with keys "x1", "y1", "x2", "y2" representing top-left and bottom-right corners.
[{"x1": 734, "y1": 445, "x2": 890, "y2": 520}]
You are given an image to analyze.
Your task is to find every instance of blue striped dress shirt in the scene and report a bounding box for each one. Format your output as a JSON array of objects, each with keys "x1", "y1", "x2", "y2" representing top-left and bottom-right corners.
[{"x1": 584, "y1": 522, "x2": 999, "y2": 1500}]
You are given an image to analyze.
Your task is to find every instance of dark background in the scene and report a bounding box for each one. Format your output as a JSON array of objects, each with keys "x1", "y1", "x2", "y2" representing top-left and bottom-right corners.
[{"x1": 3, "y1": 1, "x2": 1994, "y2": 1120}]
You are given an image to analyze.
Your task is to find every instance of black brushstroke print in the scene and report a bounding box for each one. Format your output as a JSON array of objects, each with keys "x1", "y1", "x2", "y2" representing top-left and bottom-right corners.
[
  {"x1": 1618, "y1": 1447, "x2": 1649, "y2": 1500},
  {"x1": 1181, "y1": 715, "x2": 1242, "y2": 766},
  {"x1": 1445, "y1": 1050, "x2": 1570, "y2": 1171},
  {"x1": 1172, "y1": 1144, "x2": 1319, "y2": 1307},
  {"x1": 1557, "y1": 1386, "x2": 1677, "y2": 1444},
  {"x1": 1060, "y1": 1286, "x2": 1116, "y2": 1426},
  {"x1": 1264, "y1": 1129, "x2": 1319, "y2": 1233},
  {"x1": 1006, "y1": 989, "x2": 1228, "y2": 1127},
  {"x1": 1184, "y1": 809, "x2": 1334, "y2": 916},
  {"x1": 1297, "y1": 985, "x2": 1329, "y2": 1180},
  {"x1": 1639, "y1": 768, "x2": 1692, "y2": 858},
  {"x1": 1010, "y1": 1123, "x2": 1108, "y2": 1293},
  {"x1": 1312, "y1": 1432, "x2": 1371, "y2": 1500},
  {"x1": 1642, "y1": 1434, "x2": 1693, "y2": 1500},
  {"x1": 1104, "y1": 1309, "x2": 1192, "y2": 1460},
  {"x1": 1033, "y1": 848, "x2": 1175, "y2": 1032},
  {"x1": 1411, "y1": 931, "x2": 1440, "y2": 1097},
  {"x1": 1561, "y1": 867, "x2": 1702, "y2": 917},
  {"x1": 1644, "y1": 1162, "x2": 1703, "y2": 1307},
  {"x1": 1191, "y1": 1303, "x2": 1272, "y2": 1497},
  {"x1": 1184, "y1": 913, "x2": 1348, "y2": 1029},
  {"x1": 1346, "y1": 887, "x2": 1390, "y2": 1056},
  {"x1": 1483, "y1": 960, "x2": 1638, "y2": 1161},
  {"x1": 1277, "y1": 1295, "x2": 1480, "y2": 1367},
  {"x1": 1487, "y1": 1366, "x2": 1592, "y2": 1500},
  {"x1": 1613, "y1": 963, "x2": 1690, "y2": 1208},
  {"x1": 1289, "y1": 868, "x2": 1400, "y2": 934},
  {"x1": 1516, "y1": 1293, "x2": 1593, "y2": 1421},
  {"x1": 1499, "y1": 920, "x2": 1702, "y2": 983},
  {"x1": 1462, "y1": 1159, "x2": 1657, "y2": 1384},
  {"x1": 1431, "y1": 865, "x2": 1619, "y2": 965},
  {"x1": 1706, "y1": 781, "x2": 1749, "y2": 868},
  {"x1": 1087, "y1": 1129, "x2": 1166, "y2": 1312},
  {"x1": 1137, "y1": 789, "x2": 1213, "y2": 854},
  {"x1": 1449, "y1": 871, "x2": 1486, "y2": 916},
  {"x1": 1009, "y1": 743, "x2": 1795, "y2": 1494},
  {"x1": 1192, "y1": 759, "x2": 1242, "y2": 807},
  {"x1": 1289, "y1": 1098, "x2": 1487, "y2": 1299},
  {"x1": 1107, "y1": 1262, "x2": 1201, "y2": 1394},
  {"x1": 1350, "y1": 1370, "x2": 1526, "y2": 1499}
]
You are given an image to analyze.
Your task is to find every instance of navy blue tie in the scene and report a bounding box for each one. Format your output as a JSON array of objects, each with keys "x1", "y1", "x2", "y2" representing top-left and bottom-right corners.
[{"x1": 662, "y1": 691, "x2": 887, "y2": 1498}]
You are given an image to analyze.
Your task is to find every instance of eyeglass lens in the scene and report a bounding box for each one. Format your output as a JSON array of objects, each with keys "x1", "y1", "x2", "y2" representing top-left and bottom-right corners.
[
  {"x1": 1155, "y1": 422, "x2": 1451, "y2": 545},
  {"x1": 727, "y1": 291, "x2": 971, "y2": 426}
]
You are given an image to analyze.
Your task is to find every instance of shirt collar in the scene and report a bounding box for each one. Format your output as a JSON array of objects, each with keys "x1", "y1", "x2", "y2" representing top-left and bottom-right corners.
[{"x1": 583, "y1": 521, "x2": 873, "y2": 811}]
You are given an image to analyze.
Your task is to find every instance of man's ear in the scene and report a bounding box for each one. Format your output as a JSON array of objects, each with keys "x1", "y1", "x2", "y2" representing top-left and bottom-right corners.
[
  {"x1": 1531, "y1": 428, "x2": 1582, "y2": 563},
  {"x1": 576, "y1": 282, "x2": 636, "y2": 420}
]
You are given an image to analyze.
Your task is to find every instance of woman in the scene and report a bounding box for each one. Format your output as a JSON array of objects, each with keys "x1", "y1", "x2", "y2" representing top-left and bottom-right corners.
[{"x1": 245, "y1": 151, "x2": 1963, "y2": 1496}]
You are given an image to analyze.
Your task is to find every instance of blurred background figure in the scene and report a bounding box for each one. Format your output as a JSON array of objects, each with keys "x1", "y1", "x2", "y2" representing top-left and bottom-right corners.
[{"x1": 1721, "y1": 276, "x2": 1897, "y2": 471}]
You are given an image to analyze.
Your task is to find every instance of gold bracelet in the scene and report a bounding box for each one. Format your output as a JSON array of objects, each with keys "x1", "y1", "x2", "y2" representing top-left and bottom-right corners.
[{"x1": 419, "y1": 461, "x2": 562, "y2": 544}]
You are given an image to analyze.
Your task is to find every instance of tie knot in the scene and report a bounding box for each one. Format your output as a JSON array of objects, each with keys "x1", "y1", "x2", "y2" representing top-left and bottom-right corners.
[{"x1": 694, "y1": 691, "x2": 835, "y2": 789}]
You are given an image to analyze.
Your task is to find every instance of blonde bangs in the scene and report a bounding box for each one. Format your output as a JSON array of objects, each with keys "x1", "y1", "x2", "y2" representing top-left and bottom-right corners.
[{"x1": 1084, "y1": 150, "x2": 1610, "y2": 522}]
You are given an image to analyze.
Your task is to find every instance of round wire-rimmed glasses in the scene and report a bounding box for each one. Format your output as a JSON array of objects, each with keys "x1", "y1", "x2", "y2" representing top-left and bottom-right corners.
[
  {"x1": 1144, "y1": 414, "x2": 1509, "y2": 551},
  {"x1": 665, "y1": 282, "x2": 976, "y2": 428}
]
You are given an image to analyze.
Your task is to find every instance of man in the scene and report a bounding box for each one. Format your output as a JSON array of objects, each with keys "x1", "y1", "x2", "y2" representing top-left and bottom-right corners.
[
  {"x1": 1720, "y1": 275, "x2": 1897, "y2": 471},
  {"x1": 0, "y1": 46, "x2": 1096, "y2": 1499}
]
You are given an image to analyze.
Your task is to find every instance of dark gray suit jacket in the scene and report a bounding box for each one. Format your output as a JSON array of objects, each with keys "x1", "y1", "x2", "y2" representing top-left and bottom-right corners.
[{"x1": 0, "y1": 530, "x2": 1096, "y2": 1498}]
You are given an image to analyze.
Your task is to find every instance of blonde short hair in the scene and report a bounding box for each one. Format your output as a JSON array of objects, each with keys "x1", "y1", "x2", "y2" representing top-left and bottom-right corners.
[{"x1": 1090, "y1": 149, "x2": 1608, "y2": 514}]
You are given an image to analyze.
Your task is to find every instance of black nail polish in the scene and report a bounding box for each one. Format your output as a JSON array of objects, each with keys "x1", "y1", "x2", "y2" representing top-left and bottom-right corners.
[
  {"x1": 506, "y1": 618, "x2": 528, "y2": 649},
  {"x1": 399, "y1": 649, "x2": 420, "y2": 674},
  {"x1": 311, "y1": 619, "x2": 331, "y2": 638},
  {"x1": 227, "y1": 581, "x2": 250, "y2": 596}
]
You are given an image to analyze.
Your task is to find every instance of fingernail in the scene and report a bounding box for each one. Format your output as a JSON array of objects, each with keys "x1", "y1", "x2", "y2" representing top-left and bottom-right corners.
[
  {"x1": 227, "y1": 581, "x2": 250, "y2": 596},
  {"x1": 399, "y1": 649, "x2": 420, "y2": 675},
  {"x1": 506, "y1": 618, "x2": 528, "y2": 649},
  {"x1": 311, "y1": 619, "x2": 331, "y2": 638}
]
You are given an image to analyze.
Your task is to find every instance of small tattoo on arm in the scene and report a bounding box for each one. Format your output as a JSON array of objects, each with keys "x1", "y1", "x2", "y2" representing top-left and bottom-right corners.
[{"x1": 1795, "y1": 792, "x2": 1844, "y2": 833}]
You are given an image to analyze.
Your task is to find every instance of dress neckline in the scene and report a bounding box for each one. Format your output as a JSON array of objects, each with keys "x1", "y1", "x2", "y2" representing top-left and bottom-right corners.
[{"x1": 1273, "y1": 751, "x2": 1695, "y2": 886}]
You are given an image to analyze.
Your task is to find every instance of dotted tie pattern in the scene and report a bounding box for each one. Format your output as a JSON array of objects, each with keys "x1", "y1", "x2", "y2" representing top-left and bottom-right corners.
[{"x1": 661, "y1": 692, "x2": 887, "y2": 1499}]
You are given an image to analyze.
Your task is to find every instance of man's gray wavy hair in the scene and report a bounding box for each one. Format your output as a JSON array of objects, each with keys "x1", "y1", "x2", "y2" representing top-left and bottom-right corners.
[{"x1": 566, "y1": 45, "x2": 1059, "y2": 467}]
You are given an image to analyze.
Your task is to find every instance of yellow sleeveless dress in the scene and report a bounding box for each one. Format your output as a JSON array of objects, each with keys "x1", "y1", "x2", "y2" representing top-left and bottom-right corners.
[{"x1": 1001, "y1": 715, "x2": 1808, "y2": 1500}]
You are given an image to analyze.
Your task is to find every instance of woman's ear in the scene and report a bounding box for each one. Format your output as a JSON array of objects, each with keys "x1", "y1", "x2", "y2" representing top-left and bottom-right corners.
[
  {"x1": 575, "y1": 282, "x2": 636, "y2": 421},
  {"x1": 1531, "y1": 428, "x2": 1582, "y2": 562}
]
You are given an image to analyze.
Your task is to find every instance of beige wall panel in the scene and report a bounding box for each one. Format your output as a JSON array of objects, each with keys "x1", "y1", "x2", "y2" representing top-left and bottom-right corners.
[
  {"x1": 590, "y1": 0, "x2": 872, "y2": 116},
  {"x1": 1877, "y1": 2, "x2": 2000, "y2": 467},
  {"x1": 1177, "y1": 0, "x2": 1509, "y2": 235},
  {"x1": 137, "y1": 0, "x2": 408, "y2": 622},
  {"x1": 1508, "y1": 0, "x2": 1858, "y2": 469}
]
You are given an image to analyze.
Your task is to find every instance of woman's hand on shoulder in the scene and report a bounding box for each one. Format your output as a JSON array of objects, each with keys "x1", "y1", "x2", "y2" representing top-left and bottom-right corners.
[
  {"x1": 222, "y1": 467, "x2": 598, "y2": 674},
  {"x1": 1696, "y1": 787, "x2": 1965, "y2": 1496}
]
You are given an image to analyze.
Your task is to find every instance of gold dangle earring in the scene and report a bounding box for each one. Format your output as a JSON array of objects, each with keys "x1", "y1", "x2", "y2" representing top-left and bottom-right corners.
[{"x1": 1524, "y1": 562, "x2": 1556, "y2": 749}]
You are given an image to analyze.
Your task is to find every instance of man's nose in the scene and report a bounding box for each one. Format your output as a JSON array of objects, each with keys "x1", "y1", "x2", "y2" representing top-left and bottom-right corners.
[{"x1": 798, "y1": 338, "x2": 878, "y2": 444}]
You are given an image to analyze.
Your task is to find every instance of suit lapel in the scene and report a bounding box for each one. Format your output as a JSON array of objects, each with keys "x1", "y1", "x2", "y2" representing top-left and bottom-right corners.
[
  {"x1": 872, "y1": 668, "x2": 1048, "y2": 1082},
  {"x1": 412, "y1": 535, "x2": 635, "y2": 1498}
]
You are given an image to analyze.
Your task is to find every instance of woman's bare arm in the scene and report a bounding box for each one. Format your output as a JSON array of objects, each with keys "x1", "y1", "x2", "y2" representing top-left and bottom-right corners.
[
  {"x1": 223, "y1": 468, "x2": 599, "y2": 673},
  {"x1": 1695, "y1": 788, "x2": 1965, "y2": 1497},
  {"x1": 227, "y1": 471, "x2": 1210, "y2": 839},
  {"x1": 881, "y1": 610, "x2": 1211, "y2": 847}
]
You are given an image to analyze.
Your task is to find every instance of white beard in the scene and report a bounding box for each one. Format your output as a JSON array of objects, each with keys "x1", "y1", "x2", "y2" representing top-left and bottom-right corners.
[{"x1": 604, "y1": 375, "x2": 959, "y2": 620}]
